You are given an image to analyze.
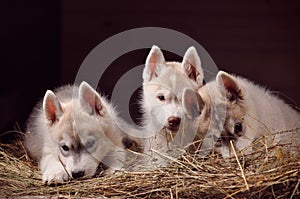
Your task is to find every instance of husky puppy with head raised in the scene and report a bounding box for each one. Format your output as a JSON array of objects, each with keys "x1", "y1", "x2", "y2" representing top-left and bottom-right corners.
[
  {"x1": 183, "y1": 71, "x2": 300, "y2": 158},
  {"x1": 25, "y1": 81, "x2": 127, "y2": 183},
  {"x1": 141, "y1": 45, "x2": 204, "y2": 152}
]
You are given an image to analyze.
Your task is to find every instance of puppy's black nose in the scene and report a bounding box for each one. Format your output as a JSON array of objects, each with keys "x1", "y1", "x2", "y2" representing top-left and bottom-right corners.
[
  {"x1": 167, "y1": 117, "x2": 181, "y2": 130},
  {"x1": 72, "y1": 171, "x2": 85, "y2": 179}
]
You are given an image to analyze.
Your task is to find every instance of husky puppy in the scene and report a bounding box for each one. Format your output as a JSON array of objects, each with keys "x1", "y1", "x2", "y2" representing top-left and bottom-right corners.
[
  {"x1": 141, "y1": 45, "x2": 204, "y2": 152},
  {"x1": 25, "y1": 81, "x2": 127, "y2": 183},
  {"x1": 183, "y1": 71, "x2": 300, "y2": 157},
  {"x1": 130, "y1": 88, "x2": 205, "y2": 170}
]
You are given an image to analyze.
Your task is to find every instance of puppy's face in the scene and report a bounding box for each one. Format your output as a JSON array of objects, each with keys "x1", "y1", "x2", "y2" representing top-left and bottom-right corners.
[
  {"x1": 44, "y1": 82, "x2": 121, "y2": 179},
  {"x1": 187, "y1": 71, "x2": 250, "y2": 157},
  {"x1": 182, "y1": 71, "x2": 251, "y2": 156},
  {"x1": 143, "y1": 78, "x2": 183, "y2": 133},
  {"x1": 215, "y1": 97, "x2": 247, "y2": 156},
  {"x1": 50, "y1": 102, "x2": 116, "y2": 179},
  {"x1": 142, "y1": 45, "x2": 204, "y2": 133}
]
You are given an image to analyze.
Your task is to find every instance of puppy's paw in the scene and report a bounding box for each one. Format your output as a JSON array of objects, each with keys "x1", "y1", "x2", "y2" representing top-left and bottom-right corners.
[
  {"x1": 102, "y1": 167, "x2": 116, "y2": 175},
  {"x1": 41, "y1": 163, "x2": 71, "y2": 184}
]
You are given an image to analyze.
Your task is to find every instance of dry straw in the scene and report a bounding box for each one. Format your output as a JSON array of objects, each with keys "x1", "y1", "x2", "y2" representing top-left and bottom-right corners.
[{"x1": 0, "y1": 130, "x2": 299, "y2": 198}]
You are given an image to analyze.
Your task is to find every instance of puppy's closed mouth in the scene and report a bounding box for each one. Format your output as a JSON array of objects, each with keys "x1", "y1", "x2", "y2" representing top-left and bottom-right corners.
[{"x1": 166, "y1": 126, "x2": 180, "y2": 132}]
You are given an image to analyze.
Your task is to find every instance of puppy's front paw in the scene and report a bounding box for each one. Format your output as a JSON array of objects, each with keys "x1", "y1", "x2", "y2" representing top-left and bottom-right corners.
[
  {"x1": 41, "y1": 163, "x2": 71, "y2": 184},
  {"x1": 102, "y1": 167, "x2": 116, "y2": 175}
]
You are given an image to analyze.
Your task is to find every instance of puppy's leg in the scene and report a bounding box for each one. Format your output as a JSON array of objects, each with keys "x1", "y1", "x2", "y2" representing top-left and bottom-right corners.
[
  {"x1": 40, "y1": 153, "x2": 71, "y2": 183},
  {"x1": 101, "y1": 149, "x2": 126, "y2": 175}
]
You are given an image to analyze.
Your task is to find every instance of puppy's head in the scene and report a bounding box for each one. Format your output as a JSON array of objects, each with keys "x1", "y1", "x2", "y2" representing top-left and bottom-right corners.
[
  {"x1": 182, "y1": 71, "x2": 249, "y2": 156},
  {"x1": 43, "y1": 81, "x2": 122, "y2": 180},
  {"x1": 214, "y1": 71, "x2": 248, "y2": 157},
  {"x1": 142, "y1": 45, "x2": 205, "y2": 133}
]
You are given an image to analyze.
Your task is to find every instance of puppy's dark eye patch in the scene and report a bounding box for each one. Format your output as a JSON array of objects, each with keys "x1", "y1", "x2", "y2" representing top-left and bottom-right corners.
[
  {"x1": 122, "y1": 137, "x2": 143, "y2": 153},
  {"x1": 234, "y1": 122, "x2": 243, "y2": 136}
]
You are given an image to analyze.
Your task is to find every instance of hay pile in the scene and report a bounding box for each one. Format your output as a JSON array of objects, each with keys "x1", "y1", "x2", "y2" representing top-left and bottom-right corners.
[{"x1": 0, "y1": 132, "x2": 299, "y2": 198}]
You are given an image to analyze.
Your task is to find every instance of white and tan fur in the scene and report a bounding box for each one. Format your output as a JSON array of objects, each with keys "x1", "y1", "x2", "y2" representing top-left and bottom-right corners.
[
  {"x1": 25, "y1": 81, "x2": 127, "y2": 183},
  {"x1": 141, "y1": 45, "x2": 204, "y2": 152},
  {"x1": 183, "y1": 71, "x2": 300, "y2": 158}
]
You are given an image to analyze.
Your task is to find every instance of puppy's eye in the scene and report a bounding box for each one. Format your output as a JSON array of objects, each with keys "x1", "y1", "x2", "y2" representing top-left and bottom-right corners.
[
  {"x1": 61, "y1": 145, "x2": 70, "y2": 152},
  {"x1": 157, "y1": 95, "x2": 165, "y2": 101},
  {"x1": 234, "y1": 122, "x2": 243, "y2": 136},
  {"x1": 85, "y1": 140, "x2": 95, "y2": 148}
]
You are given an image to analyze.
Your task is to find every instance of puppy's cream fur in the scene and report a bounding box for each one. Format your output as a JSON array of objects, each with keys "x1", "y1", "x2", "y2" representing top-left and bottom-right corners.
[{"x1": 25, "y1": 82, "x2": 127, "y2": 183}]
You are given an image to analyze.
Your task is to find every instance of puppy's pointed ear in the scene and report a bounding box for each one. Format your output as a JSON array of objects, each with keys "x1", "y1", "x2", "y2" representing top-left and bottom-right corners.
[
  {"x1": 79, "y1": 81, "x2": 105, "y2": 116},
  {"x1": 182, "y1": 88, "x2": 204, "y2": 120},
  {"x1": 143, "y1": 45, "x2": 166, "y2": 82},
  {"x1": 43, "y1": 90, "x2": 63, "y2": 125},
  {"x1": 216, "y1": 71, "x2": 243, "y2": 102},
  {"x1": 182, "y1": 46, "x2": 204, "y2": 85}
]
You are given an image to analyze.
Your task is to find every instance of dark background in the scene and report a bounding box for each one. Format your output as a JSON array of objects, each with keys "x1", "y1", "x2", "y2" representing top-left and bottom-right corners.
[{"x1": 1, "y1": 0, "x2": 300, "y2": 140}]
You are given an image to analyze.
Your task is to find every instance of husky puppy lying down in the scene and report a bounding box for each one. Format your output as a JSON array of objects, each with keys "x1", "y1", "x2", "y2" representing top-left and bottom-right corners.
[
  {"x1": 25, "y1": 81, "x2": 129, "y2": 183},
  {"x1": 182, "y1": 71, "x2": 300, "y2": 157}
]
